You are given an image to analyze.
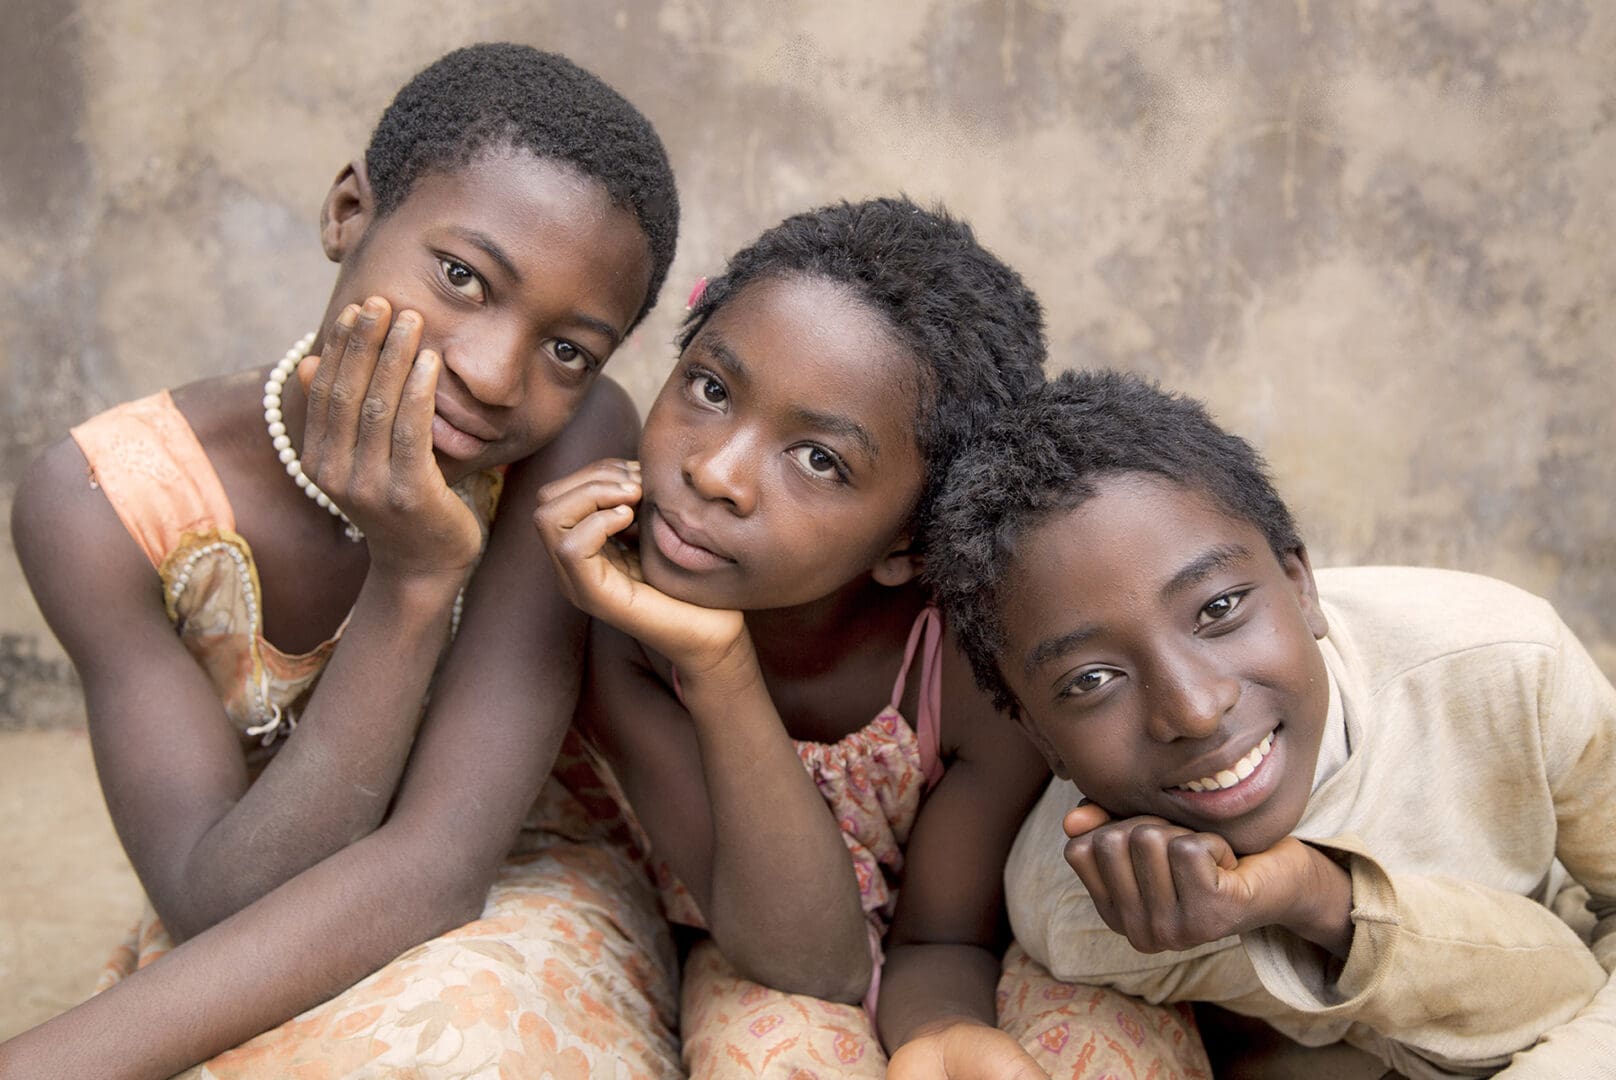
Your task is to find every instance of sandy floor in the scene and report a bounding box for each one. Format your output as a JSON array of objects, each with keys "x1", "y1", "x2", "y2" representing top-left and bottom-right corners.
[{"x1": 0, "y1": 728, "x2": 143, "y2": 1040}]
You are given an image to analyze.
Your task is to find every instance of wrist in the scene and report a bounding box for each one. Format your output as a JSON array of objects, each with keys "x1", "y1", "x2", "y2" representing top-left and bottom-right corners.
[
  {"x1": 670, "y1": 626, "x2": 760, "y2": 697},
  {"x1": 1284, "y1": 842, "x2": 1355, "y2": 957}
]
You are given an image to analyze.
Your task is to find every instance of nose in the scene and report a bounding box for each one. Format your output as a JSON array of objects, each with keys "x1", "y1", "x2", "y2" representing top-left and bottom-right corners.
[
  {"x1": 1145, "y1": 648, "x2": 1241, "y2": 742},
  {"x1": 440, "y1": 321, "x2": 526, "y2": 408},
  {"x1": 682, "y1": 429, "x2": 758, "y2": 516}
]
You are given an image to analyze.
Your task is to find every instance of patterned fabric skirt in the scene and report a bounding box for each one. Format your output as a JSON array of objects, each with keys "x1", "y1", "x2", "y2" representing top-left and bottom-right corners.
[
  {"x1": 97, "y1": 837, "x2": 681, "y2": 1080},
  {"x1": 680, "y1": 939, "x2": 1211, "y2": 1079}
]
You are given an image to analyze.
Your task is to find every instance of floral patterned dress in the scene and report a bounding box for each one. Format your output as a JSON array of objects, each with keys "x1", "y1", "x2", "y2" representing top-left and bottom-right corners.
[{"x1": 73, "y1": 390, "x2": 684, "y2": 1079}]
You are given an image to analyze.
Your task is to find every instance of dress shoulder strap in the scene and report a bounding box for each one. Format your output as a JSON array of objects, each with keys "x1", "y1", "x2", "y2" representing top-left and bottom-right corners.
[
  {"x1": 71, "y1": 390, "x2": 235, "y2": 568},
  {"x1": 889, "y1": 604, "x2": 945, "y2": 789}
]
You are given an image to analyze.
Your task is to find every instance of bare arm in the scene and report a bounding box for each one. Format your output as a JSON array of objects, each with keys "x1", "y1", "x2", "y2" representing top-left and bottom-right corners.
[
  {"x1": 579, "y1": 615, "x2": 872, "y2": 1003},
  {"x1": 879, "y1": 639, "x2": 1052, "y2": 1079},
  {"x1": 535, "y1": 465, "x2": 869, "y2": 999},
  {"x1": 0, "y1": 376, "x2": 639, "y2": 1078},
  {"x1": 15, "y1": 306, "x2": 496, "y2": 940}
]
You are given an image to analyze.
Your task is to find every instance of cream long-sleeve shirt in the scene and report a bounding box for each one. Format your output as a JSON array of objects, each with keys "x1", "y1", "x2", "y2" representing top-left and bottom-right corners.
[{"x1": 1005, "y1": 567, "x2": 1616, "y2": 1078}]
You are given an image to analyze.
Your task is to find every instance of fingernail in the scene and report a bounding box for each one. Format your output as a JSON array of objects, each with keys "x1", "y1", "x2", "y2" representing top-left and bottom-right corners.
[
  {"x1": 337, "y1": 305, "x2": 359, "y2": 328},
  {"x1": 619, "y1": 482, "x2": 638, "y2": 494},
  {"x1": 395, "y1": 311, "x2": 418, "y2": 329},
  {"x1": 362, "y1": 297, "x2": 386, "y2": 317}
]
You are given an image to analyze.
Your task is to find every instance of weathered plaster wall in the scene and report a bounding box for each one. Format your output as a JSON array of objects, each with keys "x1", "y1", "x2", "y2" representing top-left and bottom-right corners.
[{"x1": 4, "y1": 0, "x2": 1613, "y2": 723}]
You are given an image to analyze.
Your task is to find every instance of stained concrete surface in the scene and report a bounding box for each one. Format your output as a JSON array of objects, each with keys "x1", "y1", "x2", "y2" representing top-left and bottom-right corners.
[{"x1": 2, "y1": 0, "x2": 1613, "y2": 1047}]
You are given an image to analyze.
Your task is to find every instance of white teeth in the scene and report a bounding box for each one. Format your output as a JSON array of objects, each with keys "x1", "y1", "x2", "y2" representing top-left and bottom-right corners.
[{"x1": 1176, "y1": 731, "x2": 1276, "y2": 793}]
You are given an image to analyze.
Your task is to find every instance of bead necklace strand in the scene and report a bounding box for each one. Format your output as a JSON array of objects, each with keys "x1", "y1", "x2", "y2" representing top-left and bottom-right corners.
[
  {"x1": 263, "y1": 332, "x2": 364, "y2": 543},
  {"x1": 262, "y1": 332, "x2": 463, "y2": 635}
]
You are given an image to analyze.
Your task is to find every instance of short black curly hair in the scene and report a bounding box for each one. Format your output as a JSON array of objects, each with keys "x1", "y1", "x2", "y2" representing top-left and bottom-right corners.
[
  {"x1": 364, "y1": 43, "x2": 679, "y2": 330},
  {"x1": 679, "y1": 196, "x2": 1046, "y2": 535},
  {"x1": 928, "y1": 368, "x2": 1303, "y2": 714}
]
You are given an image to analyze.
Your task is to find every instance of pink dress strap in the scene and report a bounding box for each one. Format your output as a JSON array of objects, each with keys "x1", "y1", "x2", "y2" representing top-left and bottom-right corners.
[{"x1": 889, "y1": 604, "x2": 945, "y2": 790}]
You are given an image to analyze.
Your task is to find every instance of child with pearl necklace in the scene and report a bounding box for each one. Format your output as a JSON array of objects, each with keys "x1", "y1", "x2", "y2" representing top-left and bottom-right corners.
[{"x1": 5, "y1": 43, "x2": 686, "y2": 1078}]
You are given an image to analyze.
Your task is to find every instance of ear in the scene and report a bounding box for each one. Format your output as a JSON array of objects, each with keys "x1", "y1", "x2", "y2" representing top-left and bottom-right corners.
[
  {"x1": 871, "y1": 535, "x2": 922, "y2": 588},
  {"x1": 320, "y1": 159, "x2": 376, "y2": 263},
  {"x1": 1281, "y1": 545, "x2": 1329, "y2": 641},
  {"x1": 1011, "y1": 706, "x2": 1071, "y2": 779}
]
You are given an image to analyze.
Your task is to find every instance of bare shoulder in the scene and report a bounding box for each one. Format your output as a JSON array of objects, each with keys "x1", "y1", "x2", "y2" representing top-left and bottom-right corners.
[
  {"x1": 936, "y1": 622, "x2": 1045, "y2": 775},
  {"x1": 547, "y1": 375, "x2": 640, "y2": 468},
  {"x1": 13, "y1": 433, "x2": 158, "y2": 635}
]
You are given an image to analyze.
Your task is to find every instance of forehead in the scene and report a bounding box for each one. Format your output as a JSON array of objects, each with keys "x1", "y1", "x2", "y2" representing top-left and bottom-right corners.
[
  {"x1": 694, "y1": 276, "x2": 923, "y2": 446},
  {"x1": 1000, "y1": 475, "x2": 1267, "y2": 646}
]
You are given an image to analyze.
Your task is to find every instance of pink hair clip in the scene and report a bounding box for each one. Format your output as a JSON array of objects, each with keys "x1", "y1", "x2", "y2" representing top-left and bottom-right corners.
[{"x1": 685, "y1": 276, "x2": 709, "y2": 311}]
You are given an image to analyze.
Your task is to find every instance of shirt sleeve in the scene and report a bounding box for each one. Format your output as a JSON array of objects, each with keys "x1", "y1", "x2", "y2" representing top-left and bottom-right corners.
[
  {"x1": 1244, "y1": 613, "x2": 1616, "y2": 1076},
  {"x1": 1494, "y1": 615, "x2": 1616, "y2": 1076}
]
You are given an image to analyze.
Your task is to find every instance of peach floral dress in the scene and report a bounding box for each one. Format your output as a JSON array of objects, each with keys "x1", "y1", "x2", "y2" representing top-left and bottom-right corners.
[
  {"x1": 607, "y1": 607, "x2": 1212, "y2": 1079},
  {"x1": 73, "y1": 391, "x2": 683, "y2": 1078}
]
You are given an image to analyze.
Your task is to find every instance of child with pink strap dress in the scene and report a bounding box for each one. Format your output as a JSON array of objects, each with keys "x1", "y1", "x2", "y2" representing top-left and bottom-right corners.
[
  {"x1": 641, "y1": 603, "x2": 945, "y2": 1016},
  {"x1": 537, "y1": 198, "x2": 1212, "y2": 1079}
]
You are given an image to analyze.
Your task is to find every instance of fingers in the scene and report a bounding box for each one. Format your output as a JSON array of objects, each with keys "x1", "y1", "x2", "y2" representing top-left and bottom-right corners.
[
  {"x1": 1064, "y1": 815, "x2": 1209, "y2": 951},
  {"x1": 1062, "y1": 800, "x2": 1112, "y2": 839},
  {"x1": 351, "y1": 308, "x2": 425, "y2": 480},
  {"x1": 534, "y1": 460, "x2": 642, "y2": 538},
  {"x1": 304, "y1": 297, "x2": 392, "y2": 486},
  {"x1": 389, "y1": 345, "x2": 440, "y2": 481},
  {"x1": 533, "y1": 459, "x2": 645, "y2": 604}
]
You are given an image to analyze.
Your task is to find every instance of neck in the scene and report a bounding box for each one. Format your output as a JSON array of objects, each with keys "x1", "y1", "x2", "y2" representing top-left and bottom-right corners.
[{"x1": 743, "y1": 576, "x2": 930, "y2": 682}]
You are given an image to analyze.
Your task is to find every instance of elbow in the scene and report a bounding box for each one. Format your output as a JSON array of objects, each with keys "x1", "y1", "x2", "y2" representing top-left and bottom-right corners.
[{"x1": 734, "y1": 947, "x2": 872, "y2": 1006}]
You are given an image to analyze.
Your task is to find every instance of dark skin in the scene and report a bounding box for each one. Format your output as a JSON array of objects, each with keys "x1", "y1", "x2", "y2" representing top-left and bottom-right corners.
[
  {"x1": 534, "y1": 275, "x2": 1052, "y2": 1078},
  {"x1": 995, "y1": 473, "x2": 1354, "y2": 963},
  {"x1": 2, "y1": 145, "x2": 653, "y2": 1078}
]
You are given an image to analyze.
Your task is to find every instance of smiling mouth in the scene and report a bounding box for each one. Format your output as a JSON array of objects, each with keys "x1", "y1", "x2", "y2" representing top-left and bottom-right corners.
[
  {"x1": 648, "y1": 507, "x2": 734, "y2": 572},
  {"x1": 1170, "y1": 727, "x2": 1277, "y2": 794}
]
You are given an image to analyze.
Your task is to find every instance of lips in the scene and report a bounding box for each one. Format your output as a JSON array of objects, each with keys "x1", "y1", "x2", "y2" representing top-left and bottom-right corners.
[
  {"x1": 1162, "y1": 726, "x2": 1283, "y2": 819},
  {"x1": 431, "y1": 395, "x2": 498, "y2": 460},
  {"x1": 648, "y1": 505, "x2": 735, "y2": 572},
  {"x1": 1171, "y1": 730, "x2": 1275, "y2": 793}
]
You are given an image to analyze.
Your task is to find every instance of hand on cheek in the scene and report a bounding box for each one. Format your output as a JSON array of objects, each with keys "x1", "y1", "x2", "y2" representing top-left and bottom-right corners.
[
  {"x1": 533, "y1": 459, "x2": 752, "y2": 683},
  {"x1": 1062, "y1": 801, "x2": 1353, "y2": 958}
]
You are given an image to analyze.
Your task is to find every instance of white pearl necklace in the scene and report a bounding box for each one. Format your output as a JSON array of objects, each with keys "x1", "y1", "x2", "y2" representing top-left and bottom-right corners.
[
  {"x1": 262, "y1": 331, "x2": 465, "y2": 637},
  {"x1": 264, "y1": 331, "x2": 364, "y2": 543}
]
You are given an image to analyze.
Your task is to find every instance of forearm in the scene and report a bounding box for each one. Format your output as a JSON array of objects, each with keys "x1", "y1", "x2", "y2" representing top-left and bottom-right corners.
[
  {"x1": 170, "y1": 567, "x2": 464, "y2": 934},
  {"x1": 1245, "y1": 842, "x2": 1607, "y2": 1070},
  {"x1": 0, "y1": 826, "x2": 482, "y2": 1080},
  {"x1": 877, "y1": 942, "x2": 1001, "y2": 1052},
  {"x1": 681, "y1": 659, "x2": 871, "y2": 1001}
]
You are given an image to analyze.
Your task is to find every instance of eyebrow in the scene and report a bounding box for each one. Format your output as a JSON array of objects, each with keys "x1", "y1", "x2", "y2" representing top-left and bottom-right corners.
[
  {"x1": 1020, "y1": 542, "x2": 1255, "y2": 677},
  {"x1": 1024, "y1": 624, "x2": 1102, "y2": 678},
  {"x1": 701, "y1": 334, "x2": 878, "y2": 460},
  {"x1": 448, "y1": 228, "x2": 623, "y2": 347},
  {"x1": 1160, "y1": 543, "x2": 1252, "y2": 601},
  {"x1": 788, "y1": 405, "x2": 879, "y2": 461},
  {"x1": 450, "y1": 228, "x2": 522, "y2": 284}
]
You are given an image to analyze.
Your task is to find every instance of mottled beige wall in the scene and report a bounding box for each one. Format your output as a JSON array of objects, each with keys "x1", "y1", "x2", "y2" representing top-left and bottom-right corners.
[{"x1": 4, "y1": 0, "x2": 1613, "y2": 723}]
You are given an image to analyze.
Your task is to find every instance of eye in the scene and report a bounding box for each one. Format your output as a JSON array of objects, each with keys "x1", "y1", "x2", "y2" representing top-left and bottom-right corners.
[
  {"x1": 1195, "y1": 589, "x2": 1249, "y2": 630},
  {"x1": 1061, "y1": 667, "x2": 1121, "y2": 697},
  {"x1": 684, "y1": 366, "x2": 728, "y2": 408},
  {"x1": 550, "y1": 340, "x2": 593, "y2": 372},
  {"x1": 437, "y1": 257, "x2": 486, "y2": 303},
  {"x1": 787, "y1": 444, "x2": 847, "y2": 482}
]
